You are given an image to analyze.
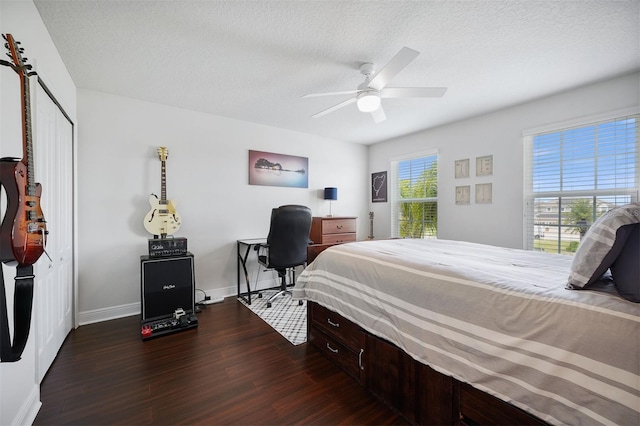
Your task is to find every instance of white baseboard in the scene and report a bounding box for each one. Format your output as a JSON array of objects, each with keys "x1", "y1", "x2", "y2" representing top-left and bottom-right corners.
[
  {"x1": 77, "y1": 302, "x2": 140, "y2": 326},
  {"x1": 194, "y1": 284, "x2": 237, "y2": 303},
  {"x1": 77, "y1": 284, "x2": 244, "y2": 325},
  {"x1": 14, "y1": 384, "x2": 41, "y2": 426},
  {"x1": 76, "y1": 274, "x2": 300, "y2": 325}
]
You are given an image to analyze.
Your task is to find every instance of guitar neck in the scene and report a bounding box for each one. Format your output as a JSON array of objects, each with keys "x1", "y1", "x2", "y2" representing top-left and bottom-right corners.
[
  {"x1": 21, "y1": 67, "x2": 37, "y2": 196},
  {"x1": 160, "y1": 160, "x2": 167, "y2": 203}
]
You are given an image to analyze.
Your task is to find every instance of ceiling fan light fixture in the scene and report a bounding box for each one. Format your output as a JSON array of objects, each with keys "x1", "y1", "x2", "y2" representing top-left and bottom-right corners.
[{"x1": 357, "y1": 92, "x2": 381, "y2": 112}]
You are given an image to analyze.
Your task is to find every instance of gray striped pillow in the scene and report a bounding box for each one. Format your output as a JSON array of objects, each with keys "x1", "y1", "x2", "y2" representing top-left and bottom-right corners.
[{"x1": 567, "y1": 203, "x2": 640, "y2": 289}]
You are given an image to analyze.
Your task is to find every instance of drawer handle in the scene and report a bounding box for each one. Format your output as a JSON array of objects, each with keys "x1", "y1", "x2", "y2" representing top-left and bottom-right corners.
[
  {"x1": 326, "y1": 343, "x2": 339, "y2": 354},
  {"x1": 358, "y1": 348, "x2": 364, "y2": 370},
  {"x1": 336, "y1": 225, "x2": 343, "y2": 229},
  {"x1": 327, "y1": 318, "x2": 340, "y2": 328}
]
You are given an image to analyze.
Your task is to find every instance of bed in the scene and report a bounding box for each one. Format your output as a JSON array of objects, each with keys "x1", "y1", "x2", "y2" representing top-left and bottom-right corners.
[{"x1": 293, "y1": 213, "x2": 639, "y2": 425}]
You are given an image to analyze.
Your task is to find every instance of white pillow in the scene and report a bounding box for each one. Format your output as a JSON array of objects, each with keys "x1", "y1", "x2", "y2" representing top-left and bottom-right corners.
[{"x1": 567, "y1": 203, "x2": 640, "y2": 289}]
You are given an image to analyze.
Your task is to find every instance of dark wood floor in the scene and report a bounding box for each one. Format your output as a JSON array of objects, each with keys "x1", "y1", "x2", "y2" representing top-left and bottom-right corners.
[{"x1": 34, "y1": 298, "x2": 407, "y2": 425}]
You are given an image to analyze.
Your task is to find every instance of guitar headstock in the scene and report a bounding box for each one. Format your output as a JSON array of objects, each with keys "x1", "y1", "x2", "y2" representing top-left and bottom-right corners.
[
  {"x1": 157, "y1": 147, "x2": 169, "y2": 162},
  {"x1": 2, "y1": 33, "x2": 34, "y2": 76}
]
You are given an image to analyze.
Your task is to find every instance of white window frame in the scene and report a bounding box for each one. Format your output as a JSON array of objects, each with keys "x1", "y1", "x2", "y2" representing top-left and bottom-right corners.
[
  {"x1": 523, "y1": 108, "x2": 639, "y2": 252},
  {"x1": 390, "y1": 150, "x2": 439, "y2": 238}
]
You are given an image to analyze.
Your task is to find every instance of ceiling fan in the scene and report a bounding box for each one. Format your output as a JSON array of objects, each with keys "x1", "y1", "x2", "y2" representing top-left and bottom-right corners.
[{"x1": 303, "y1": 47, "x2": 447, "y2": 123}]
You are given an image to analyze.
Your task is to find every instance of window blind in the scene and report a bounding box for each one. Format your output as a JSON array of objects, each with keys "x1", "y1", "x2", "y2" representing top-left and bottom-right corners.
[
  {"x1": 524, "y1": 114, "x2": 639, "y2": 254},
  {"x1": 391, "y1": 153, "x2": 438, "y2": 238}
]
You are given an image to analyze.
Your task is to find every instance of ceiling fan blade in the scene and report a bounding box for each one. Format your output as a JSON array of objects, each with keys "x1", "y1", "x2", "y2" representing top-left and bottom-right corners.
[
  {"x1": 302, "y1": 90, "x2": 360, "y2": 98},
  {"x1": 368, "y1": 47, "x2": 420, "y2": 91},
  {"x1": 311, "y1": 97, "x2": 357, "y2": 118},
  {"x1": 371, "y1": 105, "x2": 386, "y2": 123},
  {"x1": 381, "y1": 87, "x2": 447, "y2": 98}
]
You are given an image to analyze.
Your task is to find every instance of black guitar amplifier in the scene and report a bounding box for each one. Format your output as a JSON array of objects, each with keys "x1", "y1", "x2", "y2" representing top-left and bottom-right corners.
[
  {"x1": 148, "y1": 237, "x2": 188, "y2": 257},
  {"x1": 140, "y1": 253, "x2": 197, "y2": 340}
]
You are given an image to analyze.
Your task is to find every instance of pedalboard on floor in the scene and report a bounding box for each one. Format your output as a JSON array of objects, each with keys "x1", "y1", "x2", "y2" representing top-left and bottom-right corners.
[{"x1": 141, "y1": 308, "x2": 198, "y2": 340}]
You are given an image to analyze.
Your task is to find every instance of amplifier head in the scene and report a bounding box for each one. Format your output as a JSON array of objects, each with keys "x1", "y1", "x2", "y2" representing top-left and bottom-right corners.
[{"x1": 148, "y1": 237, "x2": 188, "y2": 257}]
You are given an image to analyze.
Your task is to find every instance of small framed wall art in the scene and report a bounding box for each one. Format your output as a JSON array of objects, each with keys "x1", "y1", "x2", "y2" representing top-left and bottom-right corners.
[
  {"x1": 371, "y1": 171, "x2": 387, "y2": 202},
  {"x1": 455, "y1": 158, "x2": 469, "y2": 179},
  {"x1": 455, "y1": 185, "x2": 471, "y2": 205},
  {"x1": 476, "y1": 155, "x2": 493, "y2": 177},
  {"x1": 475, "y1": 183, "x2": 493, "y2": 204}
]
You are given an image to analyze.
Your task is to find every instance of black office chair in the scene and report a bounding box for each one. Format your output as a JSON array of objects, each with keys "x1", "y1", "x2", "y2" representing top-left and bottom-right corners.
[{"x1": 257, "y1": 205, "x2": 312, "y2": 308}]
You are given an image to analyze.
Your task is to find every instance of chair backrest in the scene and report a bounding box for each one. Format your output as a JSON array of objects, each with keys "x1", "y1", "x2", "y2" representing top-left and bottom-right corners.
[{"x1": 266, "y1": 205, "x2": 312, "y2": 269}]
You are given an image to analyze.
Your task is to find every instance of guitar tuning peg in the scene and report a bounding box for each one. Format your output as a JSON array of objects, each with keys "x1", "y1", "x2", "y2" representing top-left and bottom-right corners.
[{"x1": 15, "y1": 41, "x2": 21, "y2": 45}]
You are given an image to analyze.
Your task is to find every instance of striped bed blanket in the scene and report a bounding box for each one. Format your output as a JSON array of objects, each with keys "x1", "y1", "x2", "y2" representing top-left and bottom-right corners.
[{"x1": 292, "y1": 239, "x2": 639, "y2": 426}]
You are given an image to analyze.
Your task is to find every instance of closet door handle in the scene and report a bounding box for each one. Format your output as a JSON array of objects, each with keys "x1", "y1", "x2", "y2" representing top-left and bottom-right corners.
[{"x1": 358, "y1": 348, "x2": 364, "y2": 370}]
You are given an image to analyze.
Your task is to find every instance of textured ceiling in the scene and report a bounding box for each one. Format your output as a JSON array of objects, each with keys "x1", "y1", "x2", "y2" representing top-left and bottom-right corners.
[{"x1": 34, "y1": 0, "x2": 639, "y2": 145}]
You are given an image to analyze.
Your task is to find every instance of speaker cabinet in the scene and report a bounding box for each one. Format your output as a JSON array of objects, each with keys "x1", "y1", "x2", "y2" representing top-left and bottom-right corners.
[{"x1": 141, "y1": 253, "x2": 195, "y2": 322}]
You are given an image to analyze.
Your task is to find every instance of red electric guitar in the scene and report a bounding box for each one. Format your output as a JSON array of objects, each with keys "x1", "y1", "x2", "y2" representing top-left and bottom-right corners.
[{"x1": 0, "y1": 34, "x2": 48, "y2": 266}]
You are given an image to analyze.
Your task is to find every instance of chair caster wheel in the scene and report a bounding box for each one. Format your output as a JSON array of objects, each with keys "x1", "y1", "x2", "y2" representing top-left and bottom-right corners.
[
  {"x1": 298, "y1": 300, "x2": 303, "y2": 306},
  {"x1": 267, "y1": 302, "x2": 272, "y2": 308},
  {"x1": 258, "y1": 293, "x2": 263, "y2": 298}
]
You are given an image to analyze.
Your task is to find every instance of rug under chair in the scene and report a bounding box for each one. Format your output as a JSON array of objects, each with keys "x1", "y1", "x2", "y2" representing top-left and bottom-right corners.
[{"x1": 238, "y1": 289, "x2": 307, "y2": 345}]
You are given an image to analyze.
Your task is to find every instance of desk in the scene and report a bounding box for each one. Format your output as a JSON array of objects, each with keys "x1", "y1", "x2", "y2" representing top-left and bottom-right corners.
[{"x1": 237, "y1": 238, "x2": 266, "y2": 305}]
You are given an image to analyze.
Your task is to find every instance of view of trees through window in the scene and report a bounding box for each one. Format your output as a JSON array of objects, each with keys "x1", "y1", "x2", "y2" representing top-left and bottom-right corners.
[
  {"x1": 532, "y1": 195, "x2": 632, "y2": 254},
  {"x1": 529, "y1": 116, "x2": 638, "y2": 254},
  {"x1": 395, "y1": 155, "x2": 438, "y2": 238}
]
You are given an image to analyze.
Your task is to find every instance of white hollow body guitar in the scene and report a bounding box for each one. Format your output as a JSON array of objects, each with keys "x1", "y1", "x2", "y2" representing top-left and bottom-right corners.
[{"x1": 143, "y1": 147, "x2": 181, "y2": 237}]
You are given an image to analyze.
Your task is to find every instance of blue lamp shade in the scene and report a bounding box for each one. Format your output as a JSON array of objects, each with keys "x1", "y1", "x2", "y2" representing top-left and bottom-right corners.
[{"x1": 324, "y1": 187, "x2": 338, "y2": 201}]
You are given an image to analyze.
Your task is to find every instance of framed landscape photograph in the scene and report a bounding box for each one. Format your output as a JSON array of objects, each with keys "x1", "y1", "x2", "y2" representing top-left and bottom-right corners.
[{"x1": 248, "y1": 150, "x2": 308, "y2": 188}]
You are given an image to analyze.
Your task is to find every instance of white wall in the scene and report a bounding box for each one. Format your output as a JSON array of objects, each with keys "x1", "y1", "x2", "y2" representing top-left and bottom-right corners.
[
  {"x1": 369, "y1": 72, "x2": 640, "y2": 248},
  {"x1": 0, "y1": 1, "x2": 77, "y2": 425},
  {"x1": 77, "y1": 89, "x2": 368, "y2": 322}
]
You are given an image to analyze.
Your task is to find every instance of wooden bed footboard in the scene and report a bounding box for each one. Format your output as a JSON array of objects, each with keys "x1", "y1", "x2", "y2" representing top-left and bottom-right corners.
[{"x1": 307, "y1": 301, "x2": 547, "y2": 425}]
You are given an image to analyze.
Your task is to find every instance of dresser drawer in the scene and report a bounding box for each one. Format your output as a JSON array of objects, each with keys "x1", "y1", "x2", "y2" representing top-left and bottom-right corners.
[
  {"x1": 321, "y1": 218, "x2": 356, "y2": 234},
  {"x1": 318, "y1": 233, "x2": 357, "y2": 244},
  {"x1": 310, "y1": 216, "x2": 357, "y2": 246},
  {"x1": 309, "y1": 326, "x2": 364, "y2": 381},
  {"x1": 310, "y1": 302, "x2": 365, "y2": 350}
]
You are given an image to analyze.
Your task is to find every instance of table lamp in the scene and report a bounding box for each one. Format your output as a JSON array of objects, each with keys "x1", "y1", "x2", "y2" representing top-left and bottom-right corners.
[{"x1": 324, "y1": 187, "x2": 337, "y2": 217}]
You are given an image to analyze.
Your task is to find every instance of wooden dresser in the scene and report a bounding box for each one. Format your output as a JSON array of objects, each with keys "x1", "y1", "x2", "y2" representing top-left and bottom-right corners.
[
  {"x1": 307, "y1": 216, "x2": 357, "y2": 263},
  {"x1": 310, "y1": 216, "x2": 357, "y2": 244}
]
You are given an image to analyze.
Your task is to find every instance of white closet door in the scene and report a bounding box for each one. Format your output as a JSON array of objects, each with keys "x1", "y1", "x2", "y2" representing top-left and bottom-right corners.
[{"x1": 33, "y1": 81, "x2": 74, "y2": 382}]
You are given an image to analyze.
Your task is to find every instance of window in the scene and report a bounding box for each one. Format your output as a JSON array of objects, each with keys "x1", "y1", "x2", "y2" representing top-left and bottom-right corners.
[
  {"x1": 524, "y1": 114, "x2": 639, "y2": 254},
  {"x1": 391, "y1": 153, "x2": 438, "y2": 238}
]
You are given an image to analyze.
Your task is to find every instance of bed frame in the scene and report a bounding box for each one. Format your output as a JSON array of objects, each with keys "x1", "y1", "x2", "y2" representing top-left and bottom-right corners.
[{"x1": 307, "y1": 301, "x2": 547, "y2": 425}]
